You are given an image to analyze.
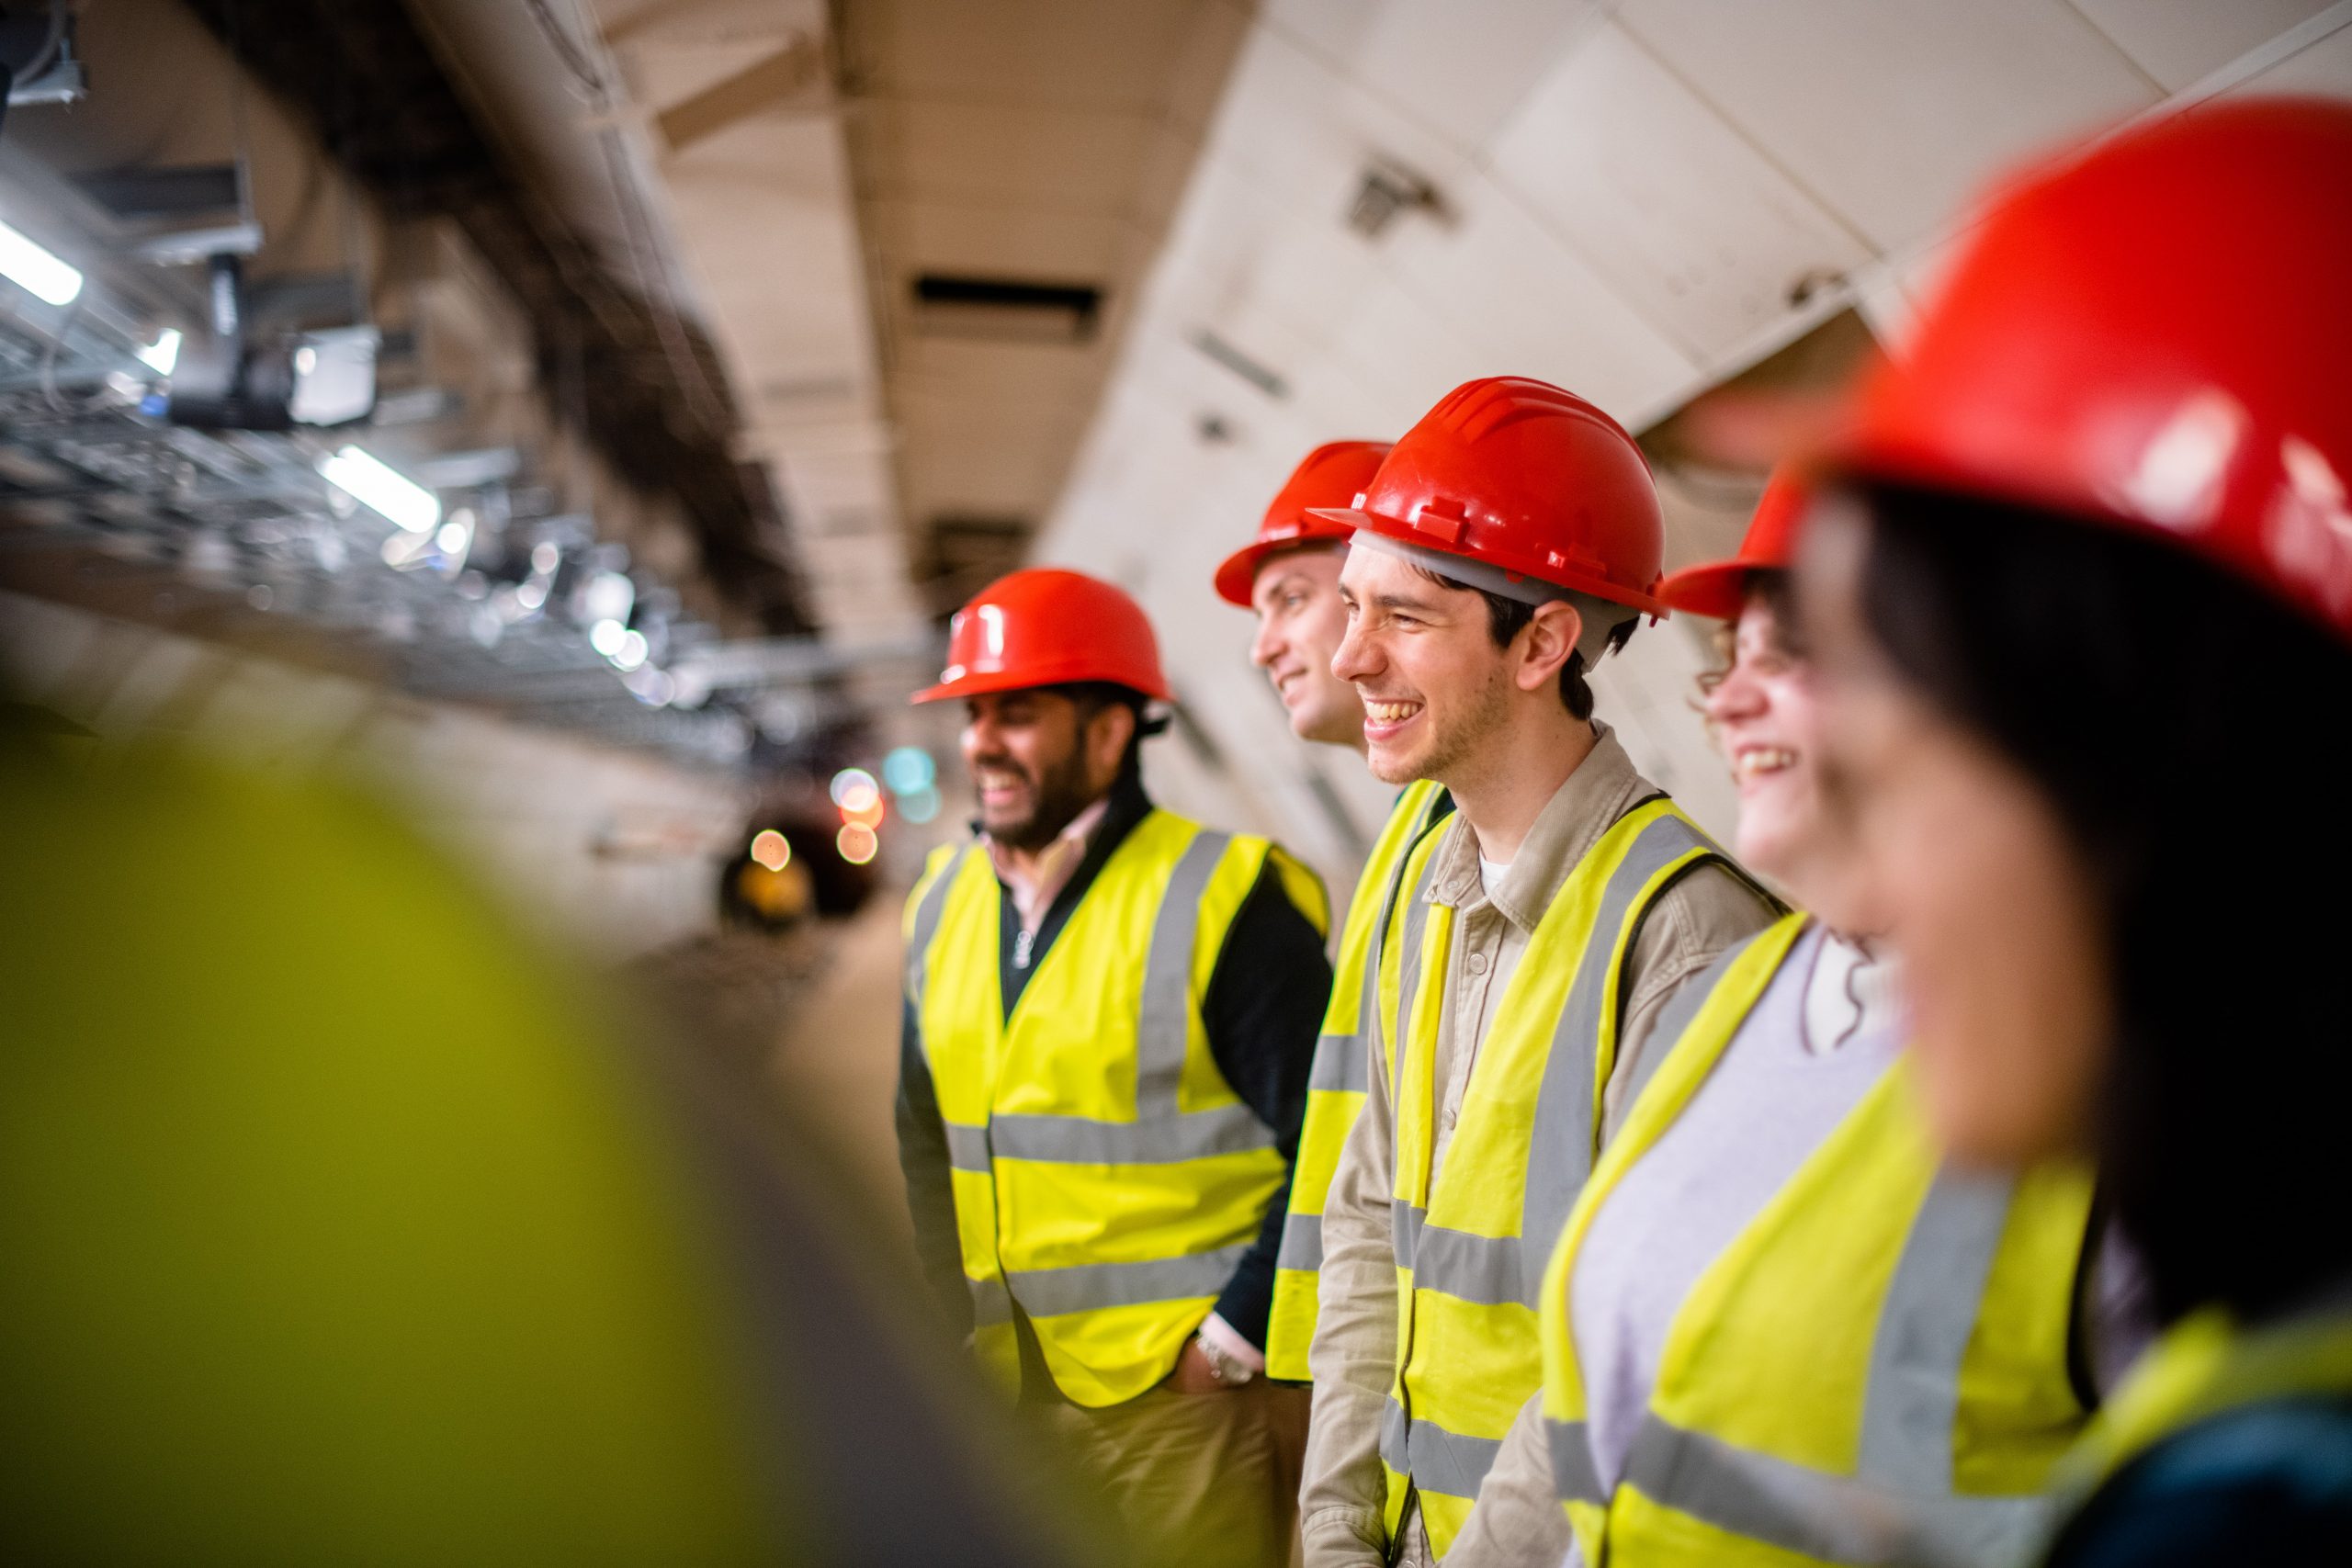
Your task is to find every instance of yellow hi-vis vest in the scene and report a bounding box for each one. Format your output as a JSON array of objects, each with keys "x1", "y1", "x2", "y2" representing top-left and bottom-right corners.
[
  {"x1": 903, "y1": 809, "x2": 1325, "y2": 1408},
  {"x1": 1383, "y1": 796, "x2": 1732, "y2": 1558},
  {"x1": 1267, "y1": 778, "x2": 1453, "y2": 1382},
  {"x1": 1540, "y1": 914, "x2": 2098, "y2": 1568},
  {"x1": 2065, "y1": 1302, "x2": 2352, "y2": 1495}
]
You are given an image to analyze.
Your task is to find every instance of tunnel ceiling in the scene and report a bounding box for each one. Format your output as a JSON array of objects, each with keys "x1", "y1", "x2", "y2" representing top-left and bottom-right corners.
[
  {"x1": 177, "y1": 0, "x2": 815, "y2": 636},
  {"x1": 833, "y1": 0, "x2": 1255, "y2": 617}
]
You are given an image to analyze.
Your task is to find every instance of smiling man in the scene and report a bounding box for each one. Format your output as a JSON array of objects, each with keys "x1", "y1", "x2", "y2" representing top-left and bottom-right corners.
[
  {"x1": 1295, "y1": 378, "x2": 1779, "y2": 1567},
  {"x1": 897, "y1": 567, "x2": 1334, "y2": 1568},
  {"x1": 1216, "y1": 442, "x2": 1456, "y2": 1388}
]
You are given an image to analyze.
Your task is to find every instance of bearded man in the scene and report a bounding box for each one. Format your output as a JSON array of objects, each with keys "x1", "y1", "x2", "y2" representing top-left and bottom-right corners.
[{"x1": 898, "y1": 567, "x2": 1334, "y2": 1568}]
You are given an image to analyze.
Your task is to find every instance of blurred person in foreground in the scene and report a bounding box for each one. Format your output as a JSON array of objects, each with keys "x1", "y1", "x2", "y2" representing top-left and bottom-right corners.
[
  {"x1": 1215, "y1": 440, "x2": 1455, "y2": 1386},
  {"x1": 898, "y1": 568, "x2": 1332, "y2": 1567},
  {"x1": 1534, "y1": 474, "x2": 2145, "y2": 1568},
  {"x1": 1298, "y1": 378, "x2": 1779, "y2": 1567},
  {"x1": 0, "y1": 702, "x2": 1098, "y2": 1563},
  {"x1": 1796, "y1": 98, "x2": 2352, "y2": 1566}
]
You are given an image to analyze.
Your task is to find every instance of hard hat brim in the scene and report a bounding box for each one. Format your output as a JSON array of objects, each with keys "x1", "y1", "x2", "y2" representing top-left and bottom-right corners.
[
  {"x1": 1310, "y1": 506, "x2": 1671, "y2": 616},
  {"x1": 1213, "y1": 533, "x2": 1349, "y2": 607},
  {"x1": 1654, "y1": 559, "x2": 1755, "y2": 621},
  {"x1": 911, "y1": 660, "x2": 1171, "y2": 706}
]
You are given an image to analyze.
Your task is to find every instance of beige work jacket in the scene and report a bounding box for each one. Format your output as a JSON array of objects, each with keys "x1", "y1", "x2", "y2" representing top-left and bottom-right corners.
[{"x1": 1299, "y1": 727, "x2": 1779, "y2": 1568}]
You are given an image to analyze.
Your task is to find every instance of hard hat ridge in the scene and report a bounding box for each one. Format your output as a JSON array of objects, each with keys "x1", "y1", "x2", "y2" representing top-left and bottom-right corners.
[
  {"x1": 1657, "y1": 469, "x2": 1812, "y2": 621},
  {"x1": 1314, "y1": 375, "x2": 1668, "y2": 614},
  {"x1": 912, "y1": 567, "x2": 1171, "y2": 705},
  {"x1": 1213, "y1": 440, "x2": 1393, "y2": 606},
  {"x1": 1836, "y1": 96, "x2": 2352, "y2": 649}
]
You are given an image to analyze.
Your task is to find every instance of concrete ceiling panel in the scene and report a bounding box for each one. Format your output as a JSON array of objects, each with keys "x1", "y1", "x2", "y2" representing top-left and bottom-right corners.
[
  {"x1": 1262, "y1": 0, "x2": 1609, "y2": 153},
  {"x1": 1376, "y1": 169, "x2": 1703, "y2": 430},
  {"x1": 2222, "y1": 14, "x2": 2352, "y2": 96},
  {"x1": 1616, "y1": 0, "x2": 2163, "y2": 251},
  {"x1": 857, "y1": 96, "x2": 1162, "y2": 209},
  {"x1": 1307, "y1": 276, "x2": 1500, "y2": 433},
  {"x1": 869, "y1": 196, "x2": 1136, "y2": 283},
  {"x1": 1487, "y1": 20, "x2": 1874, "y2": 367},
  {"x1": 2072, "y1": 0, "x2": 2335, "y2": 91},
  {"x1": 1195, "y1": 25, "x2": 1476, "y2": 221},
  {"x1": 855, "y1": 0, "x2": 1216, "y2": 111},
  {"x1": 662, "y1": 124, "x2": 876, "y2": 385}
]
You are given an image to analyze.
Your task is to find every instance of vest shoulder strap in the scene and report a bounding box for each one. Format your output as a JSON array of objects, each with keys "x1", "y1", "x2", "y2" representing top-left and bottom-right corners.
[
  {"x1": 1605, "y1": 912, "x2": 1811, "y2": 1169},
  {"x1": 1610, "y1": 912, "x2": 1809, "y2": 1138},
  {"x1": 904, "y1": 841, "x2": 976, "y2": 1008},
  {"x1": 2079, "y1": 1302, "x2": 2352, "y2": 1486}
]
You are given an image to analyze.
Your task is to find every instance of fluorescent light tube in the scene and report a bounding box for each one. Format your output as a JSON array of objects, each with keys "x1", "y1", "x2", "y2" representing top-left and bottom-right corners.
[
  {"x1": 0, "y1": 218, "x2": 84, "y2": 307},
  {"x1": 318, "y1": 446, "x2": 441, "y2": 534}
]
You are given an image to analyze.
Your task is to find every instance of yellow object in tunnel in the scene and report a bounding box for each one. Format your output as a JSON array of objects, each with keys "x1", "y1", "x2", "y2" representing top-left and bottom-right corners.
[{"x1": 0, "y1": 739, "x2": 775, "y2": 1560}]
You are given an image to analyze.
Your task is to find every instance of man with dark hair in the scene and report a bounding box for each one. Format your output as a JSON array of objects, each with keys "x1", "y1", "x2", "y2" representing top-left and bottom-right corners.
[
  {"x1": 1296, "y1": 378, "x2": 1778, "y2": 1566},
  {"x1": 899, "y1": 567, "x2": 1334, "y2": 1567}
]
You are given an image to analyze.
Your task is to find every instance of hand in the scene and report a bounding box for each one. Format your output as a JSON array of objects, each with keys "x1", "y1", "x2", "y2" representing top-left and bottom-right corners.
[{"x1": 1163, "y1": 1338, "x2": 1235, "y2": 1394}]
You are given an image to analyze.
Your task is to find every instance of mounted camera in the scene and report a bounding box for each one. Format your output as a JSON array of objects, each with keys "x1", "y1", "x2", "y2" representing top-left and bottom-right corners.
[{"x1": 1, "y1": 2, "x2": 85, "y2": 139}]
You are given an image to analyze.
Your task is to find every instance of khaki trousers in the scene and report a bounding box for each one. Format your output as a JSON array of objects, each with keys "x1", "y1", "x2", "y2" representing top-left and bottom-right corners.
[{"x1": 1035, "y1": 1380, "x2": 1310, "y2": 1568}]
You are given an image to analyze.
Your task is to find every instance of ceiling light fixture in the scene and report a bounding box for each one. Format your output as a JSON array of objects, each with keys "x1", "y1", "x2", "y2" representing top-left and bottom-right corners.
[
  {"x1": 136, "y1": 328, "x2": 182, "y2": 375},
  {"x1": 318, "y1": 445, "x2": 440, "y2": 534},
  {"x1": 0, "y1": 216, "x2": 83, "y2": 306}
]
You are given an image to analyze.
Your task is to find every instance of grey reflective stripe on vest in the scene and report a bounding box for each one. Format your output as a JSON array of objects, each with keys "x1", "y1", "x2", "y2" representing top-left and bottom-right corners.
[
  {"x1": 1611, "y1": 932, "x2": 1750, "y2": 1136},
  {"x1": 1612, "y1": 1412, "x2": 2055, "y2": 1568},
  {"x1": 1387, "y1": 849, "x2": 1440, "y2": 1098},
  {"x1": 969, "y1": 1273, "x2": 1014, "y2": 1329},
  {"x1": 1548, "y1": 1416, "x2": 1605, "y2": 1506},
  {"x1": 1389, "y1": 814, "x2": 1716, "y2": 1311},
  {"x1": 946, "y1": 826, "x2": 1275, "y2": 1173},
  {"x1": 943, "y1": 1122, "x2": 992, "y2": 1174},
  {"x1": 1313, "y1": 793, "x2": 1431, "y2": 1101},
  {"x1": 1552, "y1": 1111, "x2": 2047, "y2": 1564},
  {"x1": 1280, "y1": 806, "x2": 1428, "y2": 1277},
  {"x1": 1135, "y1": 829, "x2": 1233, "y2": 1117},
  {"x1": 906, "y1": 844, "x2": 973, "y2": 1008},
  {"x1": 989, "y1": 1101, "x2": 1271, "y2": 1165},
  {"x1": 1307, "y1": 1030, "x2": 1367, "y2": 1094},
  {"x1": 1006, "y1": 1240, "x2": 1255, "y2": 1318},
  {"x1": 1276, "y1": 1214, "x2": 1323, "y2": 1270},
  {"x1": 1408, "y1": 1213, "x2": 1525, "y2": 1306},
  {"x1": 1858, "y1": 1166, "x2": 2020, "y2": 1492},
  {"x1": 1382, "y1": 1397, "x2": 1506, "y2": 1501},
  {"x1": 1515, "y1": 814, "x2": 1714, "y2": 1299},
  {"x1": 1392, "y1": 1201, "x2": 1426, "y2": 1271}
]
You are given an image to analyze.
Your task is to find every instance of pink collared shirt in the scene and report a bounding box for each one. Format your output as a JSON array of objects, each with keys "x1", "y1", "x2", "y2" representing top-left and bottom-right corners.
[{"x1": 985, "y1": 795, "x2": 1110, "y2": 950}]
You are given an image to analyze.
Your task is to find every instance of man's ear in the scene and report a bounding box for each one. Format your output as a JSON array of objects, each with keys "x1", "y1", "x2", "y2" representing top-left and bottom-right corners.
[
  {"x1": 1518, "y1": 601, "x2": 1582, "y2": 693},
  {"x1": 1087, "y1": 701, "x2": 1137, "y2": 779}
]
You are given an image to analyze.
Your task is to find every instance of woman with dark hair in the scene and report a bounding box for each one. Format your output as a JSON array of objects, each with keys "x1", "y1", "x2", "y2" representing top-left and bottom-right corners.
[
  {"x1": 1798, "y1": 98, "x2": 2352, "y2": 1565},
  {"x1": 1532, "y1": 474, "x2": 2141, "y2": 1568}
]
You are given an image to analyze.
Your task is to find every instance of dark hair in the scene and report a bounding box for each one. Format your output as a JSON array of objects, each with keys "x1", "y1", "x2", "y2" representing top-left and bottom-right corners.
[
  {"x1": 1852, "y1": 480, "x2": 2352, "y2": 1328},
  {"x1": 1700, "y1": 569, "x2": 1804, "y2": 694},
  {"x1": 1408, "y1": 566, "x2": 1634, "y2": 721},
  {"x1": 1050, "y1": 682, "x2": 1153, "y2": 784}
]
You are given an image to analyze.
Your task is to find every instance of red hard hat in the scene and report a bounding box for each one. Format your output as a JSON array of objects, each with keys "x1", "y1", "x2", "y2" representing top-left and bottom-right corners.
[
  {"x1": 1838, "y1": 97, "x2": 2352, "y2": 645},
  {"x1": 911, "y1": 568, "x2": 1170, "y2": 705},
  {"x1": 1314, "y1": 377, "x2": 1667, "y2": 614},
  {"x1": 1214, "y1": 440, "x2": 1392, "y2": 607},
  {"x1": 1657, "y1": 469, "x2": 1810, "y2": 620}
]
